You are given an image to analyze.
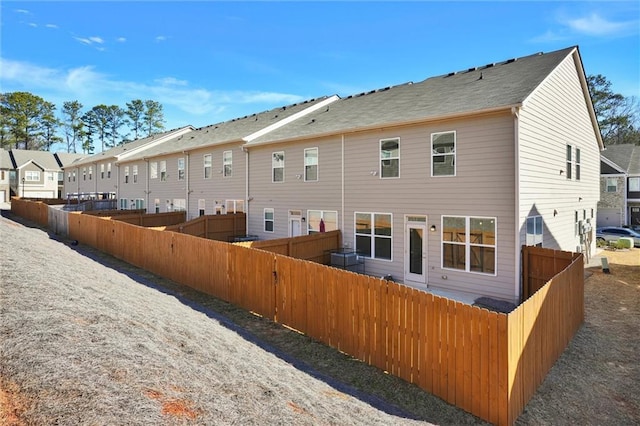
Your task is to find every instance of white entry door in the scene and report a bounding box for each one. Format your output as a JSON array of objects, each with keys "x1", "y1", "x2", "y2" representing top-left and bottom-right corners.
[
  {"x1": 404, "y1": 219, "x2": 427, "y2": 284},
  {"x1": 289, "y1": 210, "x2": 302, "y2": 237}
]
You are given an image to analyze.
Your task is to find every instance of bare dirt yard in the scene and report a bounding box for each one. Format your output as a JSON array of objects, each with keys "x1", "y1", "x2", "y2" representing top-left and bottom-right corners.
[{"x1": 1, "y1": 208, "x2": 639, "y2": 425}]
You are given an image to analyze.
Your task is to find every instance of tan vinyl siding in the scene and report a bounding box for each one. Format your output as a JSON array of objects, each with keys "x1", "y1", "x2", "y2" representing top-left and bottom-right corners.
[
  {"x1": 118, "y1": 160, "x2": 147, "y2": 210},
  {"x1": 247, "y1": 137, "x2": 343, "y2": 239},
  {"x1": 342, "y1": 114, "x2": 517, "y2": 301},
  {"x1": 146, "y1": 154, "x2": 188, "y2": 213},
  {"x1": 518, "y1": 54, "x2": 600, "y2": 254}
]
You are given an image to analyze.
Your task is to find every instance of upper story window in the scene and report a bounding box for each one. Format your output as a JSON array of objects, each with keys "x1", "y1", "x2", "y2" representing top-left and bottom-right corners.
[
  {"x1": 150, "y1": 162, "x2": 158, "y2": 179},
  {"x1": 264, "y1": 208, "x2": 274, "y2": 232},
  {"x1": 432, "y1": 131, "x2": 456, "y2": 176},
  {"x1": 566, "y1": 145, "x2": 573, "y2": 179},
  {"x1": 204, "y1": 154, "x2": 212, "y2": 179},
  {"x1": 82, "y1": 167, "x2": 87, "y2": 181},
  {"x1": 68, "y1": 172, "x2": 72, "y2": 182},
  {"x1": 355, "y1": 212, "x2": 392, "y2": 260},
  {"x1": 223, "y1": 151, "x2": 232, "y2": 177},
  {"x1": 629, "y1": 177, "x2": 640, "y2": 192},
  {"x1": 133, "y1": 165, "x2": 138, "y2": 183},
  {"x1": 380, "y1": 138, "x2": 399, "y2": 178},
  {"x1": 575, "y1": 148, "x2": 581, "y2": 181},
  {"x1": 124, "y1": 166, "x2": 130, "y2": 184},
  {"x1": 25, "y1": 170, "x2": 40, "y2": 181},
  {"x1": 88, "y1": 166, "x2": 92, "y2": 180},
  {"x1": 442, "y1": 216, "x2": 496, "y2": 275},
  {"x1": 72, "y1": 171, "x2": 76, "y2": 182},
  {"x1": 160, "y1": 160, "x2": 167, "y2": 181},
  {"x1": 107, "y1": 163, "x2": 111, "y2": 178},
  {"x1": 606, "y1": 177, "x2": 618, "y2": 192},
  {"x1": 100, "y1": 164, "x2": 105, "y2": 179},
  {"x1": 57, "y1": 172, "x2": 63, "y2": 182},
  {"x1": 526, "y1": 216, "x2": 543, "y2": 247},
  {"x1": 272, "y1": 151, "x2": 285, "y2": 182},
  {"x1": 178, "y1": 158, "x2": 185, "y2": 180},
  {"x1": 304, "y1": 148, "x2": 318, "y2": 181}
]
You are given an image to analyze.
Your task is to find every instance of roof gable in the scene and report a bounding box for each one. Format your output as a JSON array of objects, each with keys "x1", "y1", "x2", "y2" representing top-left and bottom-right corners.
[
  {"x1": 9, "y1": 149, "x2": 63, "y2": 170},
  {"x1": 600, "y1": 144, "x2": 640, "y2": 174}
]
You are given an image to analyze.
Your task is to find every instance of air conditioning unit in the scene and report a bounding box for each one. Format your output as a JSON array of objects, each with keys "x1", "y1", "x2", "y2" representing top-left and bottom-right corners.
[{"x1": 331, "y1": 252, "x2": 358, "y2": 267}]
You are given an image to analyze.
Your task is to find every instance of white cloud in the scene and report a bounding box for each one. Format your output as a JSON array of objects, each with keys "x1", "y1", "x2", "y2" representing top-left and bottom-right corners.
[
  {"x1": 74, "y1": 37, "x2": 92, "y2": 45},
  {"x1": 28, "y1": 22, "x2": 37, "y2": 27},
  {"x1": 564, "y1": 13, "x2": 636, "y2": 37},
  {"x1": 155, "y1": 35, "x2": 168, "y2": 42},
  {"x1": 89, "y1": 36, "x2": 104, "y2": 44},
  {"x1": 116, "y1": 37, "x2": 127, "y2": 43},
  {"x1": 15, "y1": 9, "x2": 30, "y2": 14},
  {"x1": 45, "y1": 24, "x2": 59, "y2": 29},
  {"x1": 155, "y1": 77, "x2": 188, "y2": 87}
]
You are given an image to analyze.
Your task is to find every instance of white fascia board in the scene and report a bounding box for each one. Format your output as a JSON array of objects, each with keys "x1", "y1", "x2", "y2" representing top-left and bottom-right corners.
[
  {"x1": 243, "y1": 95, "x2": 340, "y2": 143},
  {"x1": 601, "y1": 156, "x2": 627, "y2": 174},
  {"x1": 116, "y1": 126, "x2": 195, "y2": 161}
]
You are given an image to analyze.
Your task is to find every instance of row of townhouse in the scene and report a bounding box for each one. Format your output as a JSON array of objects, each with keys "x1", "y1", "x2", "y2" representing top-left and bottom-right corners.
[
  {"x1": 64, "y1": 46, "x2": 603, "y2": 304},
  {"x1": 598, "y1": 144, "x2": 640, "y2": 227}
]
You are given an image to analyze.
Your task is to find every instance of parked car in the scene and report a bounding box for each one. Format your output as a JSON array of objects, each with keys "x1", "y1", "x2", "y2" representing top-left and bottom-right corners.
[{"x1": 596, "y1": 227, "x2": 640, "y2": 247}]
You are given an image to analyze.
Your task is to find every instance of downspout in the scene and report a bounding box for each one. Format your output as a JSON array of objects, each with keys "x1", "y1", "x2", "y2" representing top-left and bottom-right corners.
[
  {"x1": 341, "y1": 134, "x2": 345, "y2": 248},
  {"x1": 512, "y1": 106, "x2": 521, "y2": 303},
  {"x1": 244, "y1": 145, "x2": 249, "y2": 234},
  {"x1": 183, "y1": 151, "x2": 190, "y2": 220},
  {"x1": 144, "y1": 158, "x2": 150, "y2": 213},
  {"x1": 93, "y1": 162, "x2": 98, "y2": 195}
]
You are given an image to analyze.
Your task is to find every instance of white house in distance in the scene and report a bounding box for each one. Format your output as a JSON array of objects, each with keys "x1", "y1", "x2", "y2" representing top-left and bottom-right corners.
[
  {"x1": 61, "y1": 45, "x2": 602, "y2": 304},
  {"x1": 0, "y1": 149, "x2": 12, "y2": 203}
]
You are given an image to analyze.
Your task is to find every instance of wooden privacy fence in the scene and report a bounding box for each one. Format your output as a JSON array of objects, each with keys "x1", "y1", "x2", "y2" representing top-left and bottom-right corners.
[
  {"x1": 521, "y1": 246, "x2": 582, "y2": 301},
  {"x1": 111, "y1": 211, "x2": 186, "y2": 227},
  {"x1": 234, "y1": 230, "x2": 341, "y2": 263},
  {"x1": 165, "y1": 213, "x2": 246, "y2": 242},
  {"x1": 13, "y1": 202, "x2": 584, "y2": 425},
  {"x1": 10, "y1": 197, "x2": 50, "y2": 227}
]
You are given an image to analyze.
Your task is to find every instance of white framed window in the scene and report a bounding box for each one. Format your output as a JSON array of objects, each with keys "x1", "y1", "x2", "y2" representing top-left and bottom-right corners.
[
  {"x1": 88, "y1": 166, "x2": 92, "y2": 180},
  {"x1": 154, "y1": 198, "x2": 160, "y2": 213},
  {"x1": 223, "y1": 151, "x2": 232, "y2": 177},
  {"x1": 134, "y1": 199, "x2": 145, "y2": 210},
  {"x1": 575, "y1": 148, "x2": 581, "y2": 181},
  {"x1": 380, "y1": 138, "x2": 399, "y2": 178},
  {"x1": 101, "y1": 164, "x2": 105, "y2": 179},
  {"x1": 355, "y1": 212, "x2": 392, "y2": 260},
  {"x1": 442, "y1": 216, "x2": 496, "y2": 275},
  {"x1": 82, "y1": 167, "x2": 87, "y2": 181},
  {"x1": 204, "y1": 154, "x2": 212, "y2": 179},
  {"x1": 304, "y1": 147, "x2": 318, "y2": 181},
  {"x1": 160, "y1": 160, "x2": 167, "y2": 181},
  {"x1": 198, "y1": 199, "x2": 206, "y2": 216},
  {"x1": 72, "y1": 171, "x2": 76, "y2": 182},
  {"x1": 119, "y1": 198, "x2": 128, "y2": 210},
  {"x1": 67, "y1": 172, "x2": 72, "y2": 182},
  {"x1": 47, "y1": 172, "x2": 55, "y2": 181},
  {"x1": 526, "y1": 216, "x2": 543, "y2": 247},
  {"x1": 25, "y1": 171, "x2": 40, "y2": 181},
  {"x1": 629, "y1": 177, "x2": 640, "y2": 192},
  {"x1": 173, "y1": 198, "x2": 186, "y2": 211},
  {"x1": 107, "y1": 163, "x2": 111, "y2": 178},
  {"x1": 225, "y1": 199, "x2": 245, "y2": 213},
  {"x1": 566, "y1": 145, "x2": 573, "y2": 179},
  {"x1": 178, "y1": 158, "x2": 185, "y2": 180},
  {"x1": 272, "y1": 151, "x2": 285, "y2": 182},
  {"x1": 432, "y1": 131, "x2": 455, "y2": 176},
  {"x1": 133, "y1": 165, "x2": 138, "y2": 183},
  {"x1": 264, "y1": 208, "x2": 274, "y2": 232},
  {"x1": 606, "y1": 177, "x2": 617, "y2": 192},
  {"x1": 150, "y1": 162, "x2": 158, "y2": 179},
  {"x1": 575, "y1": 211, "x2": 580, "y2": 237},
  {"x1": 124, "y1": 166, "x2": 129, "y2": 184},
  {"x1": 307, "y1": 210, "x2": 338, "y2": 234}
]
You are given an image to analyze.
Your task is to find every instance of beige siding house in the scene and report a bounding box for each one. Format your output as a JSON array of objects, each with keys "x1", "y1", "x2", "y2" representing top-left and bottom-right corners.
[
  {"x1": 244, "y1": 46, "x2": 602, "y2": 304},
  {"x1": 598, "y1": 144, "x2": 640, "y2": 227},
  {"x1": 0, "y1": 149, "x2": 11, "y2": 203}
]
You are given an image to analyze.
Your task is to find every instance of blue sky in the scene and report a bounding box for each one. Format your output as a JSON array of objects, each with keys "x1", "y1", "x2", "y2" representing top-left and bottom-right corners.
[{"x1": 1, "y1": 1, "x2": 639, "y2": 147}]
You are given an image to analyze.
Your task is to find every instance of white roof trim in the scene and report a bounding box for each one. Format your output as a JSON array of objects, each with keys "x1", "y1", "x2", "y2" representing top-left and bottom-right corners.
[
  {"x1": 601, "y1": 155, "x2": 627, "y2": 174},
  {"x1": 243, "y1": 95, "x2": 340, "y2": 143},
  {"x1": 117, "y1": 126, "x2": 195, "y2": 161}
]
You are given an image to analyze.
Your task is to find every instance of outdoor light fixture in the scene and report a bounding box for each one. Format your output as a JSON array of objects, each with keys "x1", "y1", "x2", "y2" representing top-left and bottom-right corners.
[{"x1": 430, "y1": 225, "x2": 436, "y2": 232}]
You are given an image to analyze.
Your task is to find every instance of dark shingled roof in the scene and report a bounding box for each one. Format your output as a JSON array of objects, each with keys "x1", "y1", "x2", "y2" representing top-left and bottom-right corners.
[
  {"x1": 246, "y1": 46, "x2": 578, "y2": 146},
  {"x1": 601, "y1": 144, "x2": 640, "y2": 174}
]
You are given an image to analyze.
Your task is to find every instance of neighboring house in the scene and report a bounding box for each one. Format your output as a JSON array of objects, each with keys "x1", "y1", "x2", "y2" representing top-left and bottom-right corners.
[
  {"x1": 598, "y1": 144, "x2": 640, "y2": 227},
  {"x1": 8, "y1": 149, "x2": 85, "y2": 199},
  {"x1": 116, "y1": 96, "x2": 337, "y2": 218},
  {"x1": 0, "y1": 149, "x2": 11, "y2": 203},
  {"x1": 53, "y1": 45, "x2": 602, "y2": 304},
  {"x1": 242, "y1": 45, "x2": 602, "y2": 303},
  {"x1": 62, "y1": 126, "x2": 195, "y2": 203}
]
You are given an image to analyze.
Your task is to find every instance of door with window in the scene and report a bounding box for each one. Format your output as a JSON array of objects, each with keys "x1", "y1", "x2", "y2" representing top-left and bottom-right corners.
[
  {"x1": 404, "y1": 217, "x2": 427, "y2": 285},
  {"x1": 289, "y1": 210, "x2": 302, "y2": 237}
]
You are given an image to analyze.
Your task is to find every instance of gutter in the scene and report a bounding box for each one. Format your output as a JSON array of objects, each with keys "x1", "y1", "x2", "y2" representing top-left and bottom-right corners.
[{"x1": 512, "y1": 106, "x2": 521, "y2": 303}]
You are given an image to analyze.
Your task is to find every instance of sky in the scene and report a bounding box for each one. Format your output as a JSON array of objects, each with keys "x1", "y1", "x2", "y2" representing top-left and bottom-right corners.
[{"x1": 1, "y1": 1, "x2": 639, "y2": 151}]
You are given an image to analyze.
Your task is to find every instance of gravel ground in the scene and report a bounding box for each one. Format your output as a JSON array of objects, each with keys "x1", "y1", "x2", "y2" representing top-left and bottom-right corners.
[{"x1": 1, "y1": 205, "x2": 638, "y2": 425}]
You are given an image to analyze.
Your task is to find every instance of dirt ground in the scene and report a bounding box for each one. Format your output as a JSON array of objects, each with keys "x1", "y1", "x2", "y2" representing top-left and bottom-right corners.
[{"x1": 1, "y1": 208, "x2": 639, "y2": 425}]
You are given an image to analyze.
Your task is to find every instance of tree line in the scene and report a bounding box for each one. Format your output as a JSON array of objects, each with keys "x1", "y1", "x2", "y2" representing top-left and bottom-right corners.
[
  {"x1": 1, "y1": 74, "x2": 638, "y2": 154},
  {"x1": 0, "y1": 93, "x2": 166, "y2": 154}
]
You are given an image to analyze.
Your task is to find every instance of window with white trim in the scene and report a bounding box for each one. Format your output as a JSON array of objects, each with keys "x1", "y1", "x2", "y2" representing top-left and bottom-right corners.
[
  {"x1": 107, "y1": 163, "x2": 111, "y2": 178},
  {"x1": 134, "y1": 199, "x2": 145, "y2": 210},
  {"x1": 575, "y1": 211, "x2": 580, "y2": 237},
  {"x1": 226, "y1": 199, "x2": 245, "y2": 213},
  {"x1": 264, "y1": 208, "x2": 274, "y2": 232},
  {"x1": 150, "y1": 162, "x2": 158, "y2": 179},
  {"x1": 68, "y1": 172, "x2": 72, "y2": 183},
  {"x1": 178, "y1": 158, "x2": 185, "y2": 180},
  {"x1": 355, "y1": 212, "x2": 392, "y2": 260},
  {"x1": 526, "y1": 216, "x2": 543, "y2": 247},
  {"x1": 204, "y1": 154, "x2": 212, "y2": 179},
  {"x1": 575, "y1": 148, "x2": 581, "y2": 181},
  {"x1": 223, "y1": 151, "x2": 232, "y2": 177},
  {"x1": 101, "y1": 164, "x2": 105, "y2": 179},
  {"x1": 442, "y1": 216, "x2": 496, "y2": 274},
  {"x1": 154, "y1": 198, "x2": 160, "y2": 213},
  {"x1": 72, "y1": 171, "x2": 76, "y2": 182},
  {"x1": 380, "y1": 138, "x2": 399, "y2": 178},
  {"x1": 198, "y1": 199, "x2": 206, "y2": 216},
  {"x1": 307, "y1": 210, "x2": 337, "y2": 234},
  {"x1": 304, "y1": 147, "x2": 318, "y2": 181},
  {"x1": 432, "y1": 131, "x2": 455, "y2": 176},
  {"x1": 82, "y1": 167, "x2": 86, "y2": 181},
  {"x1": 566, "y1": 145, "x2": 573, "y2": 179},
  {"x1": 272, "y1": 151, "x2": 285, "y2": 182},
  {"x1": 629, "y1": 177, "x2": 640, "y2": 192},
  {"x1": 88, "y1": 166, "x2": 92, "y2": 180},
  {"x1": 119, "y1": 198, "x2": 128, "y2": 210},
  {"x1": 124, "y1": 166, "x2": 129, "y2": 184},
  {"x1": 173, "y1": 198, "x2": 186, "y2": 211},
  {"x1": 25, "y1": 171, "x2": 40, "y2": 181},
  {"x1": 606, "y1": 177, "x2": 617, "y2": 192},
  {"x1": 160, "y1": 160, "x2": 167, "y2": 181},
  {"x1": 133, "y1": 165, "x2": 138, "y2": 183}
]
